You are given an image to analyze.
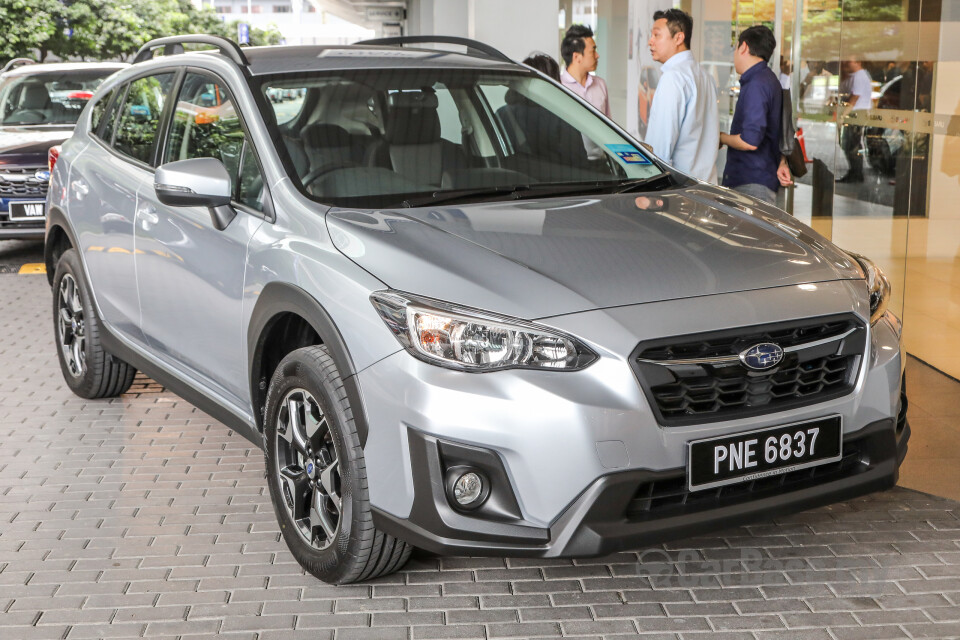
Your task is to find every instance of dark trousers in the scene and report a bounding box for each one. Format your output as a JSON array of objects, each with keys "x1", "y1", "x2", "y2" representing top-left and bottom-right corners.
[{"x1": 841, "y1": 123, "x2": 864, "y2": 179}]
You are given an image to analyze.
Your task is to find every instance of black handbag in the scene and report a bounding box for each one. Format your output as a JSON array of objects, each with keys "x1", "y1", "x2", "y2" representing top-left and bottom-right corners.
[{"x1": 780, "y1": 89, "x2": 808, "y2": 178}]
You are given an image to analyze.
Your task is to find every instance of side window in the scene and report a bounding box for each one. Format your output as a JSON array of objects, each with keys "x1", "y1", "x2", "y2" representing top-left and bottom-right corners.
[
  {"x1": 100, "y1": 85, "x2": 126, "y2": 143},
  {"x1": 433, "y1": 85, "x2": 462, "y2": 145},
  {"x1": 90, "y1": 88, "x2": 114, "y2": 134},
  {"x1": 113, "y1": 73, "x2": 175, "y2": 164},
  {"x1": 165, "y1": 72, "x2": 263, "y2": 212}
]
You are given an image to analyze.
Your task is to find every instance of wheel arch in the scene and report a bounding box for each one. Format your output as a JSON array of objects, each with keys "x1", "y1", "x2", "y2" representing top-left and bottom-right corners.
[
  {"x1": 248, "y1": 281, "x2": 370, "y2": 446},
  {"x1": 44, "y1": 206, "x2": 78, "y2": 286}
]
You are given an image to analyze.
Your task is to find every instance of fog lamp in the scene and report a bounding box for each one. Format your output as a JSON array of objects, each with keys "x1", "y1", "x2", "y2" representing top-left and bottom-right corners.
[{"x1": 453, "y1": 472, "x2": 483, "y2": 506}]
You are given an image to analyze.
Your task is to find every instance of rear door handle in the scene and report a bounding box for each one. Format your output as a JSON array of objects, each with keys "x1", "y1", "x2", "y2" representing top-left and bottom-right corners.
[
  {"x1": 138, "y1": 204, "x2": 159, "y2": 229},
  {"x1": 71, "y1": 179, "x2": 89, "y2": 200}
]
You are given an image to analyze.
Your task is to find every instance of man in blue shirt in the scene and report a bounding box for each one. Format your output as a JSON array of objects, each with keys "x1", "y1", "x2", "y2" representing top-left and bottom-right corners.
[
  {"x1": 645, "y1": 9, "x2": 719, "y2": 183},
  {"x1": 719, "y1": 26, "x2": 792, "y2": 204}
]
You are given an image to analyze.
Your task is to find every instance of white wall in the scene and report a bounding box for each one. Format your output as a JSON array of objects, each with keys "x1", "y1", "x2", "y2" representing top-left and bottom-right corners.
[{"x1": 408, "y1": 0, "x2": 559, "y2": 61}]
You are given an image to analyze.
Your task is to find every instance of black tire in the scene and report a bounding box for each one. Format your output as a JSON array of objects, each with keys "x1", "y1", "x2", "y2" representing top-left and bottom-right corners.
[
  {"x1": 52, "y1": 248, "x2": 137, "y2": 399},
  {"x1": 264, "y1": 345, "x2": 412, "y2": 584}
]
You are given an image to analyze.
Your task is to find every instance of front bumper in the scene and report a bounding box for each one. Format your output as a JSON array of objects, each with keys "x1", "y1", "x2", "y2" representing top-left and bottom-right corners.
[
  {"x1": 373, "y1": 416, "x2": 908, "y2": 557},
  {"x1": 0, "y1": 193, "x2": 47, "y2": 239},
  {"x1": 357, "y1": 282, "x2": 906, "y2": 555}
]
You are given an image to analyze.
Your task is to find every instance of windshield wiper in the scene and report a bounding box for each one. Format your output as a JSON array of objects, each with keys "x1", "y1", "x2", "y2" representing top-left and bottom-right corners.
[
  {"x1": 401, "y1": 185, "x2": 531, "y2": 208},
  {"x1": 615, "y1": 173, "x2": 674, "y2": 193},
  {"x1": 398, "y1": 174, "x2": 674, "y2": 209}
]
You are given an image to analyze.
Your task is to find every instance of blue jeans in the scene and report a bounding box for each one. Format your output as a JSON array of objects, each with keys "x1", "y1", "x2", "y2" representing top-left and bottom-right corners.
[{"x1": 733, "y1": 183, "x2": 777, "y2": 204}]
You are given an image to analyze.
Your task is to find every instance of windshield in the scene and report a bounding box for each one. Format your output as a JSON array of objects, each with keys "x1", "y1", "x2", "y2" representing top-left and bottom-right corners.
[
  {"x1": 258, "y1": 68, "x2": 665, "y2": 208},
  {"x1": 0, "y1": 70, "x2": 115, "y2": 126}
]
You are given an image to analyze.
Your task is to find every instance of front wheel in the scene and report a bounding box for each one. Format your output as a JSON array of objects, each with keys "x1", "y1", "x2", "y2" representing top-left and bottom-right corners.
[
  {"x1": 264, "y1": 345, "x2": 412, "y2": 584},
  {"x1": 52, "y1": 249, "x2": 136, "y2": 398}
]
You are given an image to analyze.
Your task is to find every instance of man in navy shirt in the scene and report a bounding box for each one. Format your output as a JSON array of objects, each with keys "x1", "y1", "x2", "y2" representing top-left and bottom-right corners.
[{"x1": 719, "y1": 26, "x2": 792, "y2": 204}]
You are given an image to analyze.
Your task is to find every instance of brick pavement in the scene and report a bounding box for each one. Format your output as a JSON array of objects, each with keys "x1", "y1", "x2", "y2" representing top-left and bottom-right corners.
[{"x1": 1, "y1": 273, "x2": 959, "y2": 640}]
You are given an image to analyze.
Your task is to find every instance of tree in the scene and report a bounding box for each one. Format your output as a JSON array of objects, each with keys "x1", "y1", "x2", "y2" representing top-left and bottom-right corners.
[{"x1": 0, "y1": 0, "x2": 64, "y2": 62}]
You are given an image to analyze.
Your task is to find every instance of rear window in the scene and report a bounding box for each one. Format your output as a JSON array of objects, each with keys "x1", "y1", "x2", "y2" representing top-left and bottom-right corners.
[{"x1": 0, "y1": 70, "x2": 118, "y2": 126}]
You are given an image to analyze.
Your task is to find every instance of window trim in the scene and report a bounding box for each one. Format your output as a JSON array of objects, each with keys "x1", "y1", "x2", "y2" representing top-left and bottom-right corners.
[
  {"x1": 160, "y1": 67, "x2": 274, "y2": 222},
  {"x1": 90, "y1": 68, "x2": 182, "y2": 173}
]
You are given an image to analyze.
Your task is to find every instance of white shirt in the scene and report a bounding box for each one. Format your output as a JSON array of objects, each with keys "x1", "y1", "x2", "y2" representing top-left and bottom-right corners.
[
  {"x1": 644, "y1": 50, "x2": 720, "y2": 183},
  {"x1": 845, "y1": 68, "x2": 873, "y2": 111}
]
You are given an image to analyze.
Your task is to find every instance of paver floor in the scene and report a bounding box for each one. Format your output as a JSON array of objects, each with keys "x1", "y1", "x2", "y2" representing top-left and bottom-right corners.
[{"x1": 1, "y1": 272, "x2": 959, "y2": 640}]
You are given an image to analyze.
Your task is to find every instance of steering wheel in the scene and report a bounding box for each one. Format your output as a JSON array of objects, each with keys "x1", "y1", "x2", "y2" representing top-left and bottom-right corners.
[{"x1": 301, "y1": 161, "x2": 361, "y2": 192}]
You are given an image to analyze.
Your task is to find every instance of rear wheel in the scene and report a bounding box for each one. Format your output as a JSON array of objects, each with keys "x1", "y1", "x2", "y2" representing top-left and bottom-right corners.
[
  {"x1": 52, "y1": 249, "x2": 136, "y2": 398},
  {"x1": 264, "y1": 345, "x2": 412, "y2": 584}
]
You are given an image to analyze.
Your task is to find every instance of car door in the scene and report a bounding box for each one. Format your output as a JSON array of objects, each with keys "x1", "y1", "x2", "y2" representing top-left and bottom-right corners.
[
  {"x1": 135, "y1": 70, "x2": 266, "y2": 407},
  {"x1": 70, "y1": 74, "x2": 176, "y2": 344}
]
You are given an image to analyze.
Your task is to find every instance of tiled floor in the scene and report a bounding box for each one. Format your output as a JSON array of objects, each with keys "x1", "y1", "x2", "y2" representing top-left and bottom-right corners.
[{"x1": 2, "y1": 268, "x2": 960, "y2": 639}]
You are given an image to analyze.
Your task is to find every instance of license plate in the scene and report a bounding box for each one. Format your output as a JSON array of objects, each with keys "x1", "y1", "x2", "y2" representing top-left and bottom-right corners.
[
  {"x1": 687, "y1": 416, "x2": 842, "y2": 491},
  {"x1": 8, "y1": 201, "x2": 45, "y2": 222}
]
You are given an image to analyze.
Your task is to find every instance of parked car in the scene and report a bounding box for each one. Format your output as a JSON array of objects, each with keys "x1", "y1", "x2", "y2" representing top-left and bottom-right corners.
[
  {"x1": 46, "y1": 35, "x2": 909, "y2": 585},
  {"x1": 0, "y1": 61, "x2": 126, "y2": 239}
]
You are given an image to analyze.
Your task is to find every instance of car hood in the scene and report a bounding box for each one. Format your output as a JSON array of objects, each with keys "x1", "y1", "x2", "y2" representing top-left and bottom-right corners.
[
  {"x1": 327, "y1": 185, "x2": 862, "y2": 319},
  {"x1": 0, "y1": 126, "x2": 73, "y2": 165}
]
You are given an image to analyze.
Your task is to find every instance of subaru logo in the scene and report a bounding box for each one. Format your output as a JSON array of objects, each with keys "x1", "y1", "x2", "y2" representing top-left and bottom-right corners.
[
  {"x1": 739, "y1": 342, "x2": 784, "y2": 370},
  {"x1": 34, "y1": 170, "x2": 51, "y2": 182}
]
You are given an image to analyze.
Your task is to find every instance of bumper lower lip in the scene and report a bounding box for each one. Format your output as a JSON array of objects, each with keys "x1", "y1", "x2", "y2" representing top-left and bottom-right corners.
[
  {"x1": 372, "y1": 417, "x2": 909, "y2": 558},
  {"x1": 0, "y1": 225, "x2": 45, "y2": 239}
]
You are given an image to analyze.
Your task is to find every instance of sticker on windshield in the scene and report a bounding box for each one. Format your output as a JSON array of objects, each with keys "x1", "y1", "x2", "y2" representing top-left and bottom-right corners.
[{"x1": 606, "y1": 144, "x2": 651, "y2": 165}]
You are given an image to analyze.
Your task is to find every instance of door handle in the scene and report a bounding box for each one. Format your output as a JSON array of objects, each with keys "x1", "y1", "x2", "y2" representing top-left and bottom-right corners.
[
  {"x1": 138, "y1": 205, "x2": 159, "y2": 229},
  {"x1": 71, "y1": 179, "x2": 89, "y2": 200}
]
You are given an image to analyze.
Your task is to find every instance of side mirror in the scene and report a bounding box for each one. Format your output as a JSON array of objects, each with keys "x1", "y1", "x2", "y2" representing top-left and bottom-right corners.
[{"x1": 154, "y1": 157, "x2": 236, "y2": 230}]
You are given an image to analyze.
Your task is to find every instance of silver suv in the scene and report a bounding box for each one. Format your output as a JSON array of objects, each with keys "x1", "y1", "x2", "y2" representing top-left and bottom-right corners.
[{"x1": 46, "y1": 35, "x2": 909, "y2": 585}]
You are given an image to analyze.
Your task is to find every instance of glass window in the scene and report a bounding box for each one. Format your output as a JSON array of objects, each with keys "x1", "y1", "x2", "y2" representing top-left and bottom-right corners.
[
  {"x1": 90, "y1": 88, "x2": 114, "y2": 135},
  {"x1": 0, "y1": 69, "x2": 118, "y2": 126},
  {"x1": 113, "y1": 73, "x2": 175, "y2": 164},
  {"x1": 165, "y1": 72, "x2": 263, "y2": 212},
  {"x1": 259, "y1": 69, "x2": 664, "y2": 209}
]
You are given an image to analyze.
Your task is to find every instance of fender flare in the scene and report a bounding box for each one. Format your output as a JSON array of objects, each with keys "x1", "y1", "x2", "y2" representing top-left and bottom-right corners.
[
  {"x1": 247, "y1": 281, "x2": 370, "y2": 446},
  {"x1": 44, "y1": 206, "x2": 80, "y2": 285}
]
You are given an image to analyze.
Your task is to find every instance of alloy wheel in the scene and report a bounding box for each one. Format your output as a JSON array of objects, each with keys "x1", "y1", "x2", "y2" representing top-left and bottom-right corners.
[
  {"x1": 275, "y1": 388, "x2": 342, "y2": 550},
  {"x1": 57, "y1": 274, "x2": 86, "y2": 378}
]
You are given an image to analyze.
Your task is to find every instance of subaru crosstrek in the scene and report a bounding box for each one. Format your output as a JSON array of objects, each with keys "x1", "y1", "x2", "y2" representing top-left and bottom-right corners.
[{"x1": 46, "y1": 35, "x2": 909, "y2": 584}]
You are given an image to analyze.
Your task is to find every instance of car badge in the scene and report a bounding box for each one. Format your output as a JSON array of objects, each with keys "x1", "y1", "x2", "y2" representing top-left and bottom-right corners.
[
  {"x1": 34, "y1": 170, "x2": 51, "y2": 182},
  {"x1": 739, "y1": 342, "x2": 784, "y2": 370},
  {"x1": 307, "y1": 462, "x2": 315, "y2": 475}
]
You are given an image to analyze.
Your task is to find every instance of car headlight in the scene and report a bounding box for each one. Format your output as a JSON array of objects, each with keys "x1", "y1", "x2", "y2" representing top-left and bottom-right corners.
[
  {"x1": 370, "y1": 290, "x2": 597, "y2": 372},
  {"x1": 847, "y1": 252, "x2": 891, "y2": 325}
]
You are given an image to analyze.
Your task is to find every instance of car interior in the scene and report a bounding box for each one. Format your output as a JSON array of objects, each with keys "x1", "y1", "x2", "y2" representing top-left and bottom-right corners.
[{"x1": 264, "y1": 70, "x2": 634, "y2": 205}]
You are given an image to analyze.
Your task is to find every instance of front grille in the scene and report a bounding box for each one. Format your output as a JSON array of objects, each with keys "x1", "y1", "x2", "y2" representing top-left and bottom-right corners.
[
  {"x1": 626, "y1": 442, "x2": 866, "y2": 519},
  {"x1": 631, "y1": 315, "x2": 866, "y2": 426},
  {"x1": 0, "y1": 167, "x2": 48, "y2": 199}
]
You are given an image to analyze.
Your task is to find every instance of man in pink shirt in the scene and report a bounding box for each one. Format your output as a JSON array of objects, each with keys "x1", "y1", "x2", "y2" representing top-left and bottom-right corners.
[{"x1": 559, "y1": 24, "x2": 611, "y2": 117}]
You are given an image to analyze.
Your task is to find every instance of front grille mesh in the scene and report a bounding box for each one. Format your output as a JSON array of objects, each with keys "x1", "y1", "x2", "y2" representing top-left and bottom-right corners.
[
  {"x1": 0, "y1": 168, "x2": 48, "y2": 199},
  {"x1": 632, "y1": 316, "x2": 865, "y2": 425},
  {"x1": 626, "y1": 444, "x2": 865, "y2": 519}
]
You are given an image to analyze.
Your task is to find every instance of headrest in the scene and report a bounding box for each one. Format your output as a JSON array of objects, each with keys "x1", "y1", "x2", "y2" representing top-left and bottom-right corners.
[
  {"x1": 388, "y1": 90, "x2": 439, "y2": 109},
  {"x1": 303, "y1": 123, "x2": 352, "y2": 148},
  {"x1": 20, "y1": 84, "x2": 50, "y2": 110},
  {"x1": 386, "y1": 105, "x2": 441, "y2": 145}
]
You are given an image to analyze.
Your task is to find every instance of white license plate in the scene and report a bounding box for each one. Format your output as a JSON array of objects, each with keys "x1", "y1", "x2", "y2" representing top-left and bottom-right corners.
[{"x1": 8, "y1": 201, "x2": 45, "y2": 222}]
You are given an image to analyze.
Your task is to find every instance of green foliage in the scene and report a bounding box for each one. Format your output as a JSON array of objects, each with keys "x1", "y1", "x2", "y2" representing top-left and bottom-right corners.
[
  {"x1": 0, "y1": 0, "x2": 64, "y2": 61},
  {"x1": 0, "y1": 0, "x2": 285, "y2": 64}
]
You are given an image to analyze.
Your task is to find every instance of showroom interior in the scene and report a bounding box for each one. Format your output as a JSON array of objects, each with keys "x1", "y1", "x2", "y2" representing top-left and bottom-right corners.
[{"x1": 1, "y1": 0, "x2": 959, "y2": 637}]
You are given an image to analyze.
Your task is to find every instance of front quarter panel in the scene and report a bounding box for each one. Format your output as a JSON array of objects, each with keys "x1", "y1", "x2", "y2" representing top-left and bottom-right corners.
[{"x1": 243, "y1": 180, "x2": 403, "y2": 391}]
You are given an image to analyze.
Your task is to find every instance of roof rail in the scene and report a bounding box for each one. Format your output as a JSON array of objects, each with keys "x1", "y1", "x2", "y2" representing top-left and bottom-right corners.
[
  {"x1": 2, "y1": 58, "x2": 37, "y2": 73},
  {"x1": 133, "y1": 35, "x2": 249, "y2": 66},
  {"x1": 355, "y1": 36, "x2": 513, "y2": 64}
]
